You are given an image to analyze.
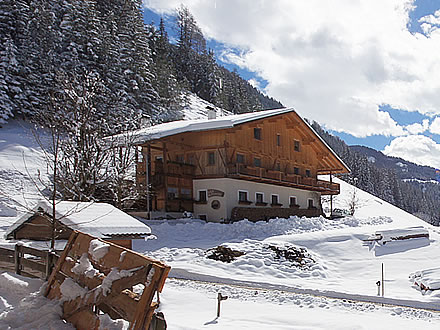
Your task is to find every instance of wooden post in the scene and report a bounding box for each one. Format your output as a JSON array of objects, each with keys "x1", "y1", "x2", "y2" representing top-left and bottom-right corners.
[
  {"x1": 144, "y1": 144, "x2": 151, "y2": 220},
  {"x1": 329, "y1": 172, "x2": 333, "y2": 216},
  {"x1": 14, "y1": 243, "x2": 22, "y2": 275},
  {"x1": 381, "y1": 263, "x2": 385, "y2": 297},
  {"x1": 163, "y1": 142, "x2": 168, "y2": 212},
  {"x1": 45, "y1": 250, "x2": 53, "y2": 281}
]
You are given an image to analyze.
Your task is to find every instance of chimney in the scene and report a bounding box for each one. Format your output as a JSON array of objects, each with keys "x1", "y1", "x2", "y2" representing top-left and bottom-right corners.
[
  {"x1": 206, "y1": 106, "x2": 216, "y2": 120},
  {"x1": 140, "y1": 114, "x2": 151, "y2": 128}
]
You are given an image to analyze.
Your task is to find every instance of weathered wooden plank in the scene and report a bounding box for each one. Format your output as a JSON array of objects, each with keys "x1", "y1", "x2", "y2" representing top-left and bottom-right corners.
[
  {"x1": 100, "y1": 290, "x2": 139, "y2": 321},
  {"x1": 21, "y1": 258, "x2": 46, "y2": 273},
  {"x1": 21, "y1": 246, "x2": 47, "y2": 258},
  {"x1": 0, "y1": 254, "x2": 14, "y2": 263},
  {"x1": 65, "y1": 308, "x2": 99, "y2": 330},
  {"x1": 45, "y1": 231, "x2": 79, "y2": 297},
  {"x1": 63, "y1": 264, "x2": 152, "y2": 319},
  {"x1": 0, "y1": 247, "x2": 14, "y2": 257}
]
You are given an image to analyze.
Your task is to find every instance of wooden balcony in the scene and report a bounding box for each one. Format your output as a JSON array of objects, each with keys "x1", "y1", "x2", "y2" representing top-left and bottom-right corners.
[
  {"x1": 226, "y1": 164, "x2": 340, "y2": 195},
  {"x1": 137, "y1": 161, "x2": 339, "y2": 195}
]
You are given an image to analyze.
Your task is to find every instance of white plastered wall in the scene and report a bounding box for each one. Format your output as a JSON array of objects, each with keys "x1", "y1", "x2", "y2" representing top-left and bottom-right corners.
[{"x1": 193, "y1": 178, "x2": 321, "y2": 222}]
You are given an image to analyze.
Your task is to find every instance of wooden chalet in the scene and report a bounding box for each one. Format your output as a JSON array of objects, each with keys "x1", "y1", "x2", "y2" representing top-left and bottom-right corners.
[
  {"x1": 128, "y1": 107, "x2": 349, "y2": 222},
  {"x1": 6, "y1": 201, "x2": 151, "y2": 249}
]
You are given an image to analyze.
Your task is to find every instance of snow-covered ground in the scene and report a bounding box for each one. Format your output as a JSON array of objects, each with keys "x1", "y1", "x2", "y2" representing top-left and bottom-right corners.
[{"x1": 1, "y1": 116, "x2": 440, "y2": 328}]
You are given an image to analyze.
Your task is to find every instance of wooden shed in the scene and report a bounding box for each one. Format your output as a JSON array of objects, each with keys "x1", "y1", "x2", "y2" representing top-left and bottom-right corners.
[{"x1": 5, "y1": 201, "x2": 151, "y2": 250}]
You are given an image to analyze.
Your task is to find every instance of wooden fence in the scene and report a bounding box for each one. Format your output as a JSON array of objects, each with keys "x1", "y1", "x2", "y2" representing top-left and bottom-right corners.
[{"x1": 0, "y1": 244, "x2": 59, "y2": 280}]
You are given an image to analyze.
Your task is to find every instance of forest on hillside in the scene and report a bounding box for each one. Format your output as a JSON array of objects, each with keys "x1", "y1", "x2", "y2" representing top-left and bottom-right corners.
[
  {"x1": 0, "y1": 1, "x2": 282, "y2": 130},
  {"x1": 311, "y1": 122, "x2": 440, "y2": 226}
]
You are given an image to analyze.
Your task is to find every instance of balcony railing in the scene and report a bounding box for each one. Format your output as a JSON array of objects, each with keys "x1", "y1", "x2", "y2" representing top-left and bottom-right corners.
[{"x1": 138, "y1": 161, "x2": 339, "y2": 195}]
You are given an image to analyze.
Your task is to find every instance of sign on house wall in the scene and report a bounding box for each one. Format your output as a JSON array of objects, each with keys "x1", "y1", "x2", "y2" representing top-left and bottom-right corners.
[{"x1": 208, "y1": 189, "x2": 225, "y2": 198}]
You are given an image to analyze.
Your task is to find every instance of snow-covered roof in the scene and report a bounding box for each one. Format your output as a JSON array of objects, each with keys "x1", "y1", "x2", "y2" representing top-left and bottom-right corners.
[
  {"x1": 115, "y1": 107, "x2": 295, "y2": 144},
  {"x1": 6, "y1": 201, "x2": 151, "y2": 239},
  {"x1": 108, "y1": 106, "x2": 349, "y2": 173}
]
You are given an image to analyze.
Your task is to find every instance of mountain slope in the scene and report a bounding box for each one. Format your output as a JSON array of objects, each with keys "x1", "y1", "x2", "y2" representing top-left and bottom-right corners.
[{"x1": 350, "y1": 145, "x2": 437, "y2": 181}]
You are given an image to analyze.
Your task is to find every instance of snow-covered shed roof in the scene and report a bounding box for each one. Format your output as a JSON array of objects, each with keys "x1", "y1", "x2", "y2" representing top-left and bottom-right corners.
[{"x1": 6, "y1": 201, "x2": 151, "y2": 240}]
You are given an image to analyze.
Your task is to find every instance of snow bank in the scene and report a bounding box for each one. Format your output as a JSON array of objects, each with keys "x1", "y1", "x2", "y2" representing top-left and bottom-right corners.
[
  {"x1": 410, "y1": 267, "x2": 440, "y2": 291},
  {"x1": 0, "y1": 272, "x2": 73, "y2": 329},
  {"x1": 137, "y1": 215, "x2": 393, "y2": 251}
]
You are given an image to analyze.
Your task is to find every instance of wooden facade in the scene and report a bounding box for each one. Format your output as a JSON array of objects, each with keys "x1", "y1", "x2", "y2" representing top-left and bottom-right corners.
[{"x1": 136, "y1": 110, "x2": 349, "y2": 218}]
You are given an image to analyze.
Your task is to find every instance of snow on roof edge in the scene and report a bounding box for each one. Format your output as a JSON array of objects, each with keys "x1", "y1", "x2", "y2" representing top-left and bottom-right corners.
[{"x1": 5, "y1": 200, "x2": 151, "y2": 239}]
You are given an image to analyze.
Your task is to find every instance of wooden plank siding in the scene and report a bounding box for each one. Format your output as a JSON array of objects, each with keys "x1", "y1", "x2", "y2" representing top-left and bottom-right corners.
[{"x1": 137, "y1": 111, "x2": 346, "y2": 213}]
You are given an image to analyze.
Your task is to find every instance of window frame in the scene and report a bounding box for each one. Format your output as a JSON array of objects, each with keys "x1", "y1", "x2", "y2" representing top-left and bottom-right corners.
[
  {"x1": 254, "y1": 157, "x2": 262, "y2": 167},
  {"x1": 254, "y1": 127, "x2": 262, "y2": 140},
  {"x1": 255, "y1": 192, "x2": 266, "y2": 205},
  {"x1": 238, "y1": 190, "x2": 249, "y2": 202},
  {"x1": 207, "y1": 151, "x2": 215, "y2": 166},
  {"x1": 236, "y1": 153, "x2": 245, "y2": 164},
  {"x1": 289, "y1": 196, "x2": 298, "y2": 207},
  {"x1": 271, "y1": 194, "x2": 281, "y2": 206},
  {"x1": 198, "y1": 189, "x2": 207, "y2": 203}
]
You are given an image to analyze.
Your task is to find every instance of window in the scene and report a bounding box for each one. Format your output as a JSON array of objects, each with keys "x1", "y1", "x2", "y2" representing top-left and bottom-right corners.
[
  {"x1": 271, "y1": 194, "x2": 280, "y2": 205},
  {"x1": 275, "y1": 162, "x2": 281, "y2": 171},
  {"x1": 181, "y1": 188, "x2": 191, "y2": 199},
  {"x1": 199, "y1": 214, "x2": 207, "y2": 221},
  {"x1": 254, "y1": 157, "x2": 261, "y2": 167},
  {"x1": 289, "y1": 196, "x2": 297, "y2": 206},
  {"x1": 167, "y1": 187, "x2": 178, "y2": 200},
  {"x1": 238, "y1": 190, "x2": 248, "y2": 202},
  {"x1": 276, "y1": 134, "x2": 281, "y2": 146},
  {"x1": 256, "y1": 192, "x2": 264, "y2": 204},
  {"x1": 308, "y1": 199, "x2": 315, "y2": 208},
  {"x1": 207, "y1": 151, "x2": 215, "y2": 165},
  {"x1": 175, "y1": 154, "x2": 184, "y2": 163},
  {"x1": 294, "y1": 140, "x2": 300, "y2": 152},
  {"x1": 236, "y1": 153, "x2": 245, "y2": 164},
  {"x1": 198, "y1": 190, "x2": 207, "y2": 203},
  {"x1": 294, "y1": 167, "x2": 300, "y2": 175},
  {"x1": 254, "y1": 127, "x2": 262, "y2": 140},
  {"x1": 187, "y1": 154, "x2": 195, "y2": 165},
  {"x1": 306, "y1": 169, "x2": 311, "y2": 177}
]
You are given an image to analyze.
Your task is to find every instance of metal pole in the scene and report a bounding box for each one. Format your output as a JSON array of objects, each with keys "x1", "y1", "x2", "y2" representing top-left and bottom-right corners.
[{"x1": 381, "y1": 263, "x2": 384, "y2": 297}]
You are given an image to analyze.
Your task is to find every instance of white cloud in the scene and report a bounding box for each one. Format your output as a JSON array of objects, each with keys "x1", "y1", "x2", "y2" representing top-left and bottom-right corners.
[
  {"x1": 248, "y1": 78, "x2": 261, "y2": 90},
  {"x1": 429, "y1": 117, "x2": 440, "y2": 134},
  {"x1": 144, "y1": 0, "x2": 440, "y2": 138},
  {"x1": 383, "y1": 135, "x2": 440, "y2": 168},
  {"x1": 404, "y1": 119, "x2": 429, "y2": 135}
]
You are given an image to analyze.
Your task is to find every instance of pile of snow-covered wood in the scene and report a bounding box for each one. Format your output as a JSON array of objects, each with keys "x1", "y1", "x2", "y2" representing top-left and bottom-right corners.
[
  {"x1": 365, "y1": 226, "x2": 429, "y2": 245},
  {"x1": 410, "y1": 267, "x2": 440, "y2": 291}
]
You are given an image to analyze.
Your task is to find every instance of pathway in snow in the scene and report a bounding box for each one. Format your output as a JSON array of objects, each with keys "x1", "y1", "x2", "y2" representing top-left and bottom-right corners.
[
  {"x1": 159, "y1": 278, "x2": 440, "y2": 330},
  {"x1": 168, "y1": 272, "x2": 440, "y2": 312}
]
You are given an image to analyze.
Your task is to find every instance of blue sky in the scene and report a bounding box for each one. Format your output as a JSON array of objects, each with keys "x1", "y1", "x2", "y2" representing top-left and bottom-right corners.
[{"x1": 143, "y1": 0, "x2": 440, "y2": 168}]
